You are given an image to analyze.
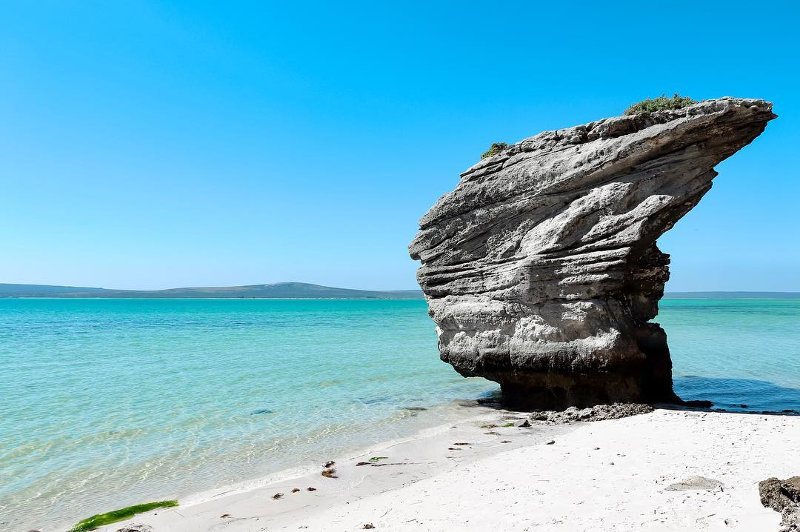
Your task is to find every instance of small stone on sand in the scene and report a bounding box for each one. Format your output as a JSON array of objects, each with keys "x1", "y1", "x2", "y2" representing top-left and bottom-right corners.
[{"x1": 665, "y1": 476, "x2": 723, "y2": 491}]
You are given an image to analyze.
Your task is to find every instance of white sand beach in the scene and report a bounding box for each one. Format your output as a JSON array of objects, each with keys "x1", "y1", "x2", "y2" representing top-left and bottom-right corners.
[{"x1": 92, "y1": 407, "x2": 799, "y2": 532}]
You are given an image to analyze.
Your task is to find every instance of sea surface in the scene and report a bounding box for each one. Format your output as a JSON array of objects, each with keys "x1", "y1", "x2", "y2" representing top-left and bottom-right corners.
[{"x1": 1, "y1": 298, "x2": 799, "y2": 530}]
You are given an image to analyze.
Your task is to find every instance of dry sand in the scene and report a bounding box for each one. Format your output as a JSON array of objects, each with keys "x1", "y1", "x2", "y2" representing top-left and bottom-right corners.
[{"x1": 93, "y1": 407, "x2": 799, "y2": 532}]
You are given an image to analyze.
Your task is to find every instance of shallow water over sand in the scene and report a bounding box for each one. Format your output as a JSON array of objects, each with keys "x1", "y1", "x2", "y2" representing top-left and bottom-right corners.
[{"x1": 1, "y1": 298, "x2": 798, "y2": 530}]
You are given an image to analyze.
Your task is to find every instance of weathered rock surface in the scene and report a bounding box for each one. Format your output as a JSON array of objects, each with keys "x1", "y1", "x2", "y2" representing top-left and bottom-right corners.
[
  {"x1": 410, "y1": 98, "x2": 775, "y2": 409},
  {"x1": 759, "y1": 477, "x2": 800, "y2": 531}
]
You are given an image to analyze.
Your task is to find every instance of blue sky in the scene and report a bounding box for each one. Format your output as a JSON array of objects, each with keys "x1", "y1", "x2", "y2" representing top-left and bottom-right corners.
[{"x1": 1, "y1": 1, "x2": 798, "y2": 291}]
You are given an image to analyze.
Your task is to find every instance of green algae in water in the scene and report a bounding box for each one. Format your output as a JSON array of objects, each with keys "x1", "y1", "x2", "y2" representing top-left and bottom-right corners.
[{"x1": 68, "y1": 500, "x2": 178, "y2": 531}]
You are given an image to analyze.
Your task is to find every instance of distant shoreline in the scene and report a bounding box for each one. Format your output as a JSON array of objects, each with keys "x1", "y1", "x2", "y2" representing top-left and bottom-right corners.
[
  {"x1": 1, "y1": 282, "x2": 798, "y2": 300},
  {"x1": 0, "y1": 282, "x2": 424, "y2": 299},
  {"x1": 0, "y1": 292, "x2": 800, "y2": 301},
  {"x1": 1, "y1": 297, "x2": 424, "y2": 300}
]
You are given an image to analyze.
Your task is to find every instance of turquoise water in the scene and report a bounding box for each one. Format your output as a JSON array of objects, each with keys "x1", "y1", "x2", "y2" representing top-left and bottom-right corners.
[
  {"x1": 663, "y1": 298, "x2": 800, "y2": 410},
  {"x1": 1, "y1": 298, "x2": 799, "y2": 530}
]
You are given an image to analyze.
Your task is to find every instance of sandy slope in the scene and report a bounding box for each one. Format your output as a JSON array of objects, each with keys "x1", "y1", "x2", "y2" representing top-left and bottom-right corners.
[{"x1": 95, "y1": 408, "x2": 799, "y2": 532}]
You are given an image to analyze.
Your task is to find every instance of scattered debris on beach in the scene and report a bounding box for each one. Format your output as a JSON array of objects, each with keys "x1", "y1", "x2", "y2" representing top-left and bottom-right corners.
[
  {"x1": 528, "y1": 403, "x2": 654, "y2": 424},
  {"x1": 321, "y1": 460, "x2": 338, "y2": 478},
  {"x1": 115, "y1": 525, "x2": 152, "y2": 532},
  {"x1": 369, "y1": 462, "x2": 417, "y2": 467},
  {"x1": 357, "y1": 457, "x2": 390, "y2": 467}
]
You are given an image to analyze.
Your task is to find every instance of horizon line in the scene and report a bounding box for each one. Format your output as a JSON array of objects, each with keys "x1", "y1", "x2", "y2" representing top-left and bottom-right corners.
[{"x1": 1, "y1": 282, "x2": 799, "y2": 296}]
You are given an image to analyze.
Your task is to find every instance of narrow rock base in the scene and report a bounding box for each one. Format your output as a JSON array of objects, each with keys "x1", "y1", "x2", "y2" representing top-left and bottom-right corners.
[{"x1": 498, "y1": 371, "x2": 676, "y2": 411}]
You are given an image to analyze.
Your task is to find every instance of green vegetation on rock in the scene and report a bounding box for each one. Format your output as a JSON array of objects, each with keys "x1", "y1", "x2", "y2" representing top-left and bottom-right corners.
[
  {"x1": 624, "y1": 94, "x2": 696, "y2": 115},
  {"x1": 480, "y1": 142, "x2": 508, "y2": 160},
  {"x1": 68, "y1": 500, "x2": 178, "y2": 531}
]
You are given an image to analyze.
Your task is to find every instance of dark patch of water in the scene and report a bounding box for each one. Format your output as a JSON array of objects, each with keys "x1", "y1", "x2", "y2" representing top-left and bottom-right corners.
[{"x1": 674, "y1": 376, "x2": 800, "y2": 413}]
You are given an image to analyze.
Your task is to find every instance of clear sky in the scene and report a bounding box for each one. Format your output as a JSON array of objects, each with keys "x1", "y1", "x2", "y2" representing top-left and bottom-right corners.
[{"x1": 1, "y1": 1, "x2": 798, "y2": 291}]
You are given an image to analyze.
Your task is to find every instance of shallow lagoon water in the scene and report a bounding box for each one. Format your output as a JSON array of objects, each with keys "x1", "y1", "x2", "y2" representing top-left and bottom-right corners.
[{"x1": 1, "y1": 298, "x2": 798, "y2": 530}]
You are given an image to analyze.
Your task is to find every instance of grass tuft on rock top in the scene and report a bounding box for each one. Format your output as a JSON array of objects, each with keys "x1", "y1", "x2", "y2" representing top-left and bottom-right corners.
[
  {"x1": 480, "y1": 142, "x2": 508, "y2": 160},
  {"x1": 624, "y1": 94, "x2": 696, "y2": 115},
  {"x1": 68, "y1": 500, "x2": 178, "y2": 531}
]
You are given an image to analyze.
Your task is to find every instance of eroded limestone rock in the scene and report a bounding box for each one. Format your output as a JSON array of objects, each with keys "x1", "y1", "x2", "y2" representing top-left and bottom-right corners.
[{"x1": 410, "y1": 98, "x2": 775, "y2": 409}]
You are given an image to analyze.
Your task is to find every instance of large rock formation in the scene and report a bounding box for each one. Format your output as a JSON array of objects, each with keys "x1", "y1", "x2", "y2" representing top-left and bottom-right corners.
[{"x1": 409, "y1": 98, "x2": 775, "y2": 409}]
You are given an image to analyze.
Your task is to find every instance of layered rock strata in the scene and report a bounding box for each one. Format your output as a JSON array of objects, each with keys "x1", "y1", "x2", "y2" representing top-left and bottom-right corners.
[{"x1": 410, "y1": 98, "x2": 775, "y2": 409}]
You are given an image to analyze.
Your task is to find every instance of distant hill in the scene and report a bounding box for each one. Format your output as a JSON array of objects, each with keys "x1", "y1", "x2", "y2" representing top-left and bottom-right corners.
[
  {"x1": 0, "y1": 282, "x2": 424, "y2": 299},
  {"x1": 0, "y1": 284, "x2": 113, "y2": 297}
]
